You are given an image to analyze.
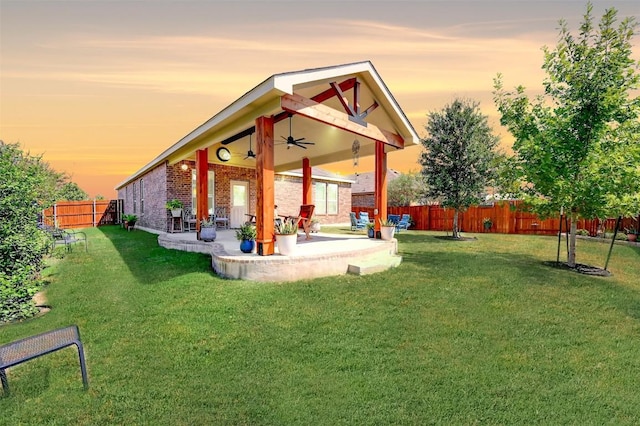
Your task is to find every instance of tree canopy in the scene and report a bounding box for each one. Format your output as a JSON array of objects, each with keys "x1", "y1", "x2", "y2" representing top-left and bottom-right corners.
[
  {"x1": 493, "y1": 3, "x2": 640, "y2": 267},
  {"x1": 58, "y1": 181, "x2": 89, "y2": 201},
  {"x1": 387, "y1": 172, "x2": 425, "y2": 207},
  {"x1": 420, "y1": 98, "x2": 500, "y2": 238}
]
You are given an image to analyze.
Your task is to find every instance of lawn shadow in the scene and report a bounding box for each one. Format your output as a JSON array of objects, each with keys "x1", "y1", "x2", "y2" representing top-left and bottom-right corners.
[{"x1": 96, "y1": 225, "x2": 215, "y2": 285}]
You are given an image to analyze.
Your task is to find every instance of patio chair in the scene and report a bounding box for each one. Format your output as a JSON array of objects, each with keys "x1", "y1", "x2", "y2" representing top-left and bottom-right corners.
[
  {"x1": 182, "y1": 207, "x2": 197, "y2": 232},
  {"x1": 358, "y1": 212, "x2": 371, "y2": 226},
  {"x1": 396, "y1": 214, "x2": 411, "y2": 232},
  {"x1": 388, "y1": 214, "x2": 401, "y2": 225},
  {"x1": 295, "y1": 204, "x2": 315, "y2": 240},
  {"x1": 40, "y1": 225, "x2": 87, "y2": 252},
  {"x1": 214, "y1": 206, "x2": 229, "y2": 230},
  {"x1": 350, "y1": 212, "x2": 366, "y2": 231}
]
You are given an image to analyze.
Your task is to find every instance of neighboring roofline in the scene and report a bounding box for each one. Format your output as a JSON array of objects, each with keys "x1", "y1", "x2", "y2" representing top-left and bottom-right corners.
[{"x1": 115, "y1": 60, "x2": 419, "y2": 190}]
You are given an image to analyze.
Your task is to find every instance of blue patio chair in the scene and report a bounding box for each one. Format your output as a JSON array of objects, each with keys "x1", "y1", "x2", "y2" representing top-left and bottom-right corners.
[
  {"x1": 350, "y1": 212, "x2": 365, "y2": 231},
  {"x1": 358, "y1": 212, "x2": 370, "y2": 226},
  {"x1": 396, "y1": 214, "x2": 411, "y2": 232},
  {"x1": 388, "y1": 214, "x2": 400, "y2": 224}
]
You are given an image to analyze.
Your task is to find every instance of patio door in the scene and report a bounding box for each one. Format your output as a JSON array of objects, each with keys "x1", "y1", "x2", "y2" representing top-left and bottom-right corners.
[{"x1": 230, "y1": 180, "x2": 248, "y2": 228}]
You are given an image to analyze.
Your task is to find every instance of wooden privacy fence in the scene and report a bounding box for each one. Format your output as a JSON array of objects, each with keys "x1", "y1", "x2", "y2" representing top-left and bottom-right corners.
[
  {"x1": 42, "y1": 200, "x2": 123, "y2": 229},
  {"x1": 353, "y1": 202, "x2": 639, "y2": 236}
]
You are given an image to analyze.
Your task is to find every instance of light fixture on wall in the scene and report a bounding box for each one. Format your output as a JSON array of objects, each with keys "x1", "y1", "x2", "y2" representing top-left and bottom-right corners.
[
  {"x1": 181, "y1": 163, "x2": 189, "y2": 171},
  {"x1": 216, "y1": 147, "x2": 231, "y2": 162}
]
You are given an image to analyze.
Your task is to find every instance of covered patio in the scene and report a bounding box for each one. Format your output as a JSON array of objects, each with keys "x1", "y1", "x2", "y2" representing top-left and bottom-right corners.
[{"x1": 117, "y1": 61, "x2": 419, "y2": 280}]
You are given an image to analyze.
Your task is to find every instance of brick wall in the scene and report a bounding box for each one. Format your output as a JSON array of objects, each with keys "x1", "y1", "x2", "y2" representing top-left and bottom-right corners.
[
  {"x1": 118, "y1": 162, "x2": 352, "y2": 231},
  {"x1": 352, "y1": 193, "x2": 374, "y2": 208},
  {"x1": 118, "y1": 163, "x2": 169, "y2": 231},
  {"x1": 275, "y1": 175, "x2": 351, "y2": 225}
]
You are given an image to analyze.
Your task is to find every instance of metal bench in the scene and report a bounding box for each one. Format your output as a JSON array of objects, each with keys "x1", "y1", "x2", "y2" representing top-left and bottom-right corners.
[
  {"x1": 40, "y1": 225, "x2": 88, "y2": 252},
  {"x1": 0, "y1": 325, "x2": 89, "y2": 396}
]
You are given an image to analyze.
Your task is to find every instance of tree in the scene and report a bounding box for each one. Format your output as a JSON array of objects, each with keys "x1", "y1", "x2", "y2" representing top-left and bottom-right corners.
[
  {"x1": 0, "y1": 141, "x2": 62, "y2": 322},
  {"x1": 387, "y1": 172, "x2": 424, "y2": 207},
  {"x1": 420, "y1": 98, "x2": 500, "y2": 238},
  {"x1": 57, "y1": 181, "x2": 88, "y2": 201},
  {"x1": 493, "y1": 3, "x2": 640, "y2": 267}
]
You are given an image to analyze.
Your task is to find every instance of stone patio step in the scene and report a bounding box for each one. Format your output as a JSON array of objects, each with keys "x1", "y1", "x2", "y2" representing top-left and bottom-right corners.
[{"x1": 348, "y1": 255, "x2": 402, "y2": 276}]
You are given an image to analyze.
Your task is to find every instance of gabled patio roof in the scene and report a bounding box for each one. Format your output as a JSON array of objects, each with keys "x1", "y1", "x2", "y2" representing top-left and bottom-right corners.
[{"x1": 116, "y1": 61, "x2": 419, "y2": 189}]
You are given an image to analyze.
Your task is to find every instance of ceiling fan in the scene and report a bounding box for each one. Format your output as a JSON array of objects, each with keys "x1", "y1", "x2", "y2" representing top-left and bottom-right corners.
[
  {"x1": 279, "y1": 115, "x2": 315, "y2": 149},
  {"x1": 245, "y1": 134, "x2": 256, "y2": 160}
]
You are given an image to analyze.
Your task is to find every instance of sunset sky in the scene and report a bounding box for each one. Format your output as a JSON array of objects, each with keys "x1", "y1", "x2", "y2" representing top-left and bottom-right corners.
[{"x1": 1, "y1": 0, "x2": 638, "y2": 199}]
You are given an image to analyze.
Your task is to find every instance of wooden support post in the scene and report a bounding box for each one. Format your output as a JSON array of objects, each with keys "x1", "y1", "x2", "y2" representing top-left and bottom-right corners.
[
  {"x1": 195, "y1": 148, "x2": 208, "y2": 235},
  {"x1": 256, "y1": 116, "x2": 275, "y2": 256},
  {"x1": 302, "y1": 157, "x2": 312, "y2": 205},
  {"x1": 374, "y1": 141, "x2": 387, "y2": 238}
]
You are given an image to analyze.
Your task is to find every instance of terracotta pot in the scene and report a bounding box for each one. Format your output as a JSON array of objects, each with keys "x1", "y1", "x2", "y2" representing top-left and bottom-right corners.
[{"x1": 628, "y1": 233, "x2": 638, "y2": 242}]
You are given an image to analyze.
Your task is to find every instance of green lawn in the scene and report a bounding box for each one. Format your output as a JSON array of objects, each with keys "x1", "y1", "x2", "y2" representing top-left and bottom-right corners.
[{"x1": 2, "y1": 226, "x2": 640, "y2": 425}]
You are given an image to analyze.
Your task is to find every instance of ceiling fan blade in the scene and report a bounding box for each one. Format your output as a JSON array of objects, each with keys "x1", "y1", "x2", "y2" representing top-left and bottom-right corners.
[
  {"x1": 292, "y1": 143, "x2": 308, "y2": 149},
  {"x1": 294, "y1": 137, "x2": 305, "y2": 142}
]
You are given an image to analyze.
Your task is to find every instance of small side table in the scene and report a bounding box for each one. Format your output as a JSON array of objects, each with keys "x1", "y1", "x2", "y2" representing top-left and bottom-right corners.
[{"x1": 169, "y1": 216, "x2": 183, "y2": 233}]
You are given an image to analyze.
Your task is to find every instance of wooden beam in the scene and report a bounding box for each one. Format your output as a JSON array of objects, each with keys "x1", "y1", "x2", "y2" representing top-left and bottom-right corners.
[
  {"x1": 309, "y1": 77, "x2": 357, "y2": 105},
  {"x1": 329, "y1": 82, "x2": 357, "y2": 117},
  {"x1": 255, "y1": 116, "x2": 275, "y2": 256},
  {"x1": 195, "y1": 149, "x2": 208, "y2": 236},
  {"x1": 281, "y1": 93, "x2": 405, "y2": 149},
  {"x1": 360, "y1": 101, "x2": 378, "y2": 120},
  {"x1": 224, "y1": 78, "x2": 359, "y2": 147},
  {"x1": 302, "y1": 157, "x2": 312, "y2": 205},
  {"x1": 374, "y1": 141, "x2": 387, "y2": 237}
]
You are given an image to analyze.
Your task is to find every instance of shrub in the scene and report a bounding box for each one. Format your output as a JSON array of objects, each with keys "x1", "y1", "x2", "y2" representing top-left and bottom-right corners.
[{"x1": 0, "y1": 141, "x2": 58, "y2": 322}]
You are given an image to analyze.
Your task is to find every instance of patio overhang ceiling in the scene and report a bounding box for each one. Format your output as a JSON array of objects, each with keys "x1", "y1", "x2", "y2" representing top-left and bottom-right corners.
[{"x1": 117, "y1": 61, "x2": 419, "y2": 188}]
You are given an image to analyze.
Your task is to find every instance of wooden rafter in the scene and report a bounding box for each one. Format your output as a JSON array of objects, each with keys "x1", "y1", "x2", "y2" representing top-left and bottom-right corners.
[
  {"x1": 222, "y1": 77, "x2": 380, "y2": 146},
  {"x1": 329, "y1": 80, "x2": 377, "y2": 126},
  {"x1": 280, "y1": 93, "x2": 404, "y2": 149}
]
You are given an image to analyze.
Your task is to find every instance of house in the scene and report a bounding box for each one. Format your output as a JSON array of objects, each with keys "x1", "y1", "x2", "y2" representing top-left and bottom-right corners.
[
  {"x1": 349, "y1": 169, "x2": 402, "y2": 208},
  {"x1": 116, "y1": 61, "x2": 419, "y2": 255}
]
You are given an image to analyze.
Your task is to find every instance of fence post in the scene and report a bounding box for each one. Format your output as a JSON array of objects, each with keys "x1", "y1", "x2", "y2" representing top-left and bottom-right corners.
[
  {"x1": 53, "y1": 203, "x2": 58, "y2": 228},
  {"x1": 93, "y1": 199, "x2": 96, "y2": 227}
]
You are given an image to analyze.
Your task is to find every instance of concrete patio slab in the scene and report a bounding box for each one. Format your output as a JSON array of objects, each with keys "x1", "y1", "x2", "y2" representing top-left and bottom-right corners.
[{"x1": 149, "y1": 227, "x2": 401, "y2": 282}]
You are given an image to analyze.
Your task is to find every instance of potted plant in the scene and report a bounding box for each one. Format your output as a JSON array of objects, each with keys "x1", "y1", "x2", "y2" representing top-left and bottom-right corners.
[
  {"x1": 235, "y1": 223, "x2": 257, "y2": 253},
  {"x1": 275, "y1": 217, "x2": 299, "y2": 255},
  {"x1": 199, "y1": 218, "x2": 216, "y2": 242},
  {"x1": 165, "y1": 199, "x2": 184, "y2": 218},
  {"x1": 483, "y1": 217, "x2": 492, "y2": 231},
  {"x1": 379, "y1": 218, "x2": 396, "y2": 241},
  {"x1": 625, "y1": 226, "x2": 638, "y2": 243},
  {"x1": 366, "y1": 222, "x2": 375, "y2": 238},
  {"x1": 122, "y1": 214, "x2": 138, "y2": 231}
]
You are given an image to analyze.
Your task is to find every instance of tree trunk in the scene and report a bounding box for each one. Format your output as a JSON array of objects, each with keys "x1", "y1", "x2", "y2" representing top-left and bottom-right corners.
[
  {"x1": 453, "y1": 209, "x2": 459, "y2": 238},
  {"x1": 568, "y1": 209, "x2": 578, "y2": 268}
]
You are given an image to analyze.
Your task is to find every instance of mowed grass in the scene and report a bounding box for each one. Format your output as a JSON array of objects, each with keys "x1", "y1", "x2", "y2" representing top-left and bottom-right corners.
[{"x1": 1, "y1": 225, "x2": 640, "y2": 425}]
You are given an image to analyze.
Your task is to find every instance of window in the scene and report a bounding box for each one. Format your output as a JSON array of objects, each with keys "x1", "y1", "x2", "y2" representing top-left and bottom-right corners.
[
  {"x1": 314, "y1": 182, "x2": 338, "y2": 215},
  {"x1": 132, "y1": 182, "x2": 137, "y2": 213},
  {"x1": 192, "y1": 170, "x2": 215, "y2": 216},
  {"x1": 140, "y1": 179, "x2": 144, "y2": 214}
]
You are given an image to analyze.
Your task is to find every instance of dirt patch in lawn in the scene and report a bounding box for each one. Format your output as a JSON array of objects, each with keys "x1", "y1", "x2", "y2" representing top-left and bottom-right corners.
[{"x1": 543, "y1": 261, "x2": 612, "y2": 277}]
